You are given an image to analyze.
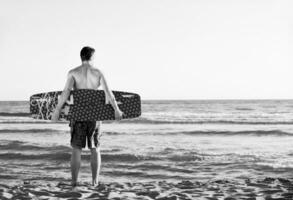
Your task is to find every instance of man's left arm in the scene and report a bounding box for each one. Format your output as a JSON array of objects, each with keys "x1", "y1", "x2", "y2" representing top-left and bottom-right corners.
[{"x1": 51, "y1": 72, "x2": 74, "y2": 121}]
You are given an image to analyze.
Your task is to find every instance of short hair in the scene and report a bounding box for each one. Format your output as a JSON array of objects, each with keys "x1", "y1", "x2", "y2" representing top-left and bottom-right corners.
[{"x1": 80, "y1": 46, "x2": 95, "y2": 61}]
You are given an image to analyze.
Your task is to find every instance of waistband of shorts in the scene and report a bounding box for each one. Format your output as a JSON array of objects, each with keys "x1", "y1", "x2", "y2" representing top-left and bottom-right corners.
[{"x1": 69, "y1": 120, "x2": 98, "y2": 127}]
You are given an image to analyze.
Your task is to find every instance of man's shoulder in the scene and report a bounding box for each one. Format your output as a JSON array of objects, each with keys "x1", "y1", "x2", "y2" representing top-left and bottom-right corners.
[
  {"x1": 91, "y1": 66, "x2": 102, "y2": 73},
  {"x1": 69, "y1": 65, "x2": 82, "y2": 73},
  {"x1": 68, "y1": 66, "x2": 103, "y2": 77},
  {"x1": 91, "y1": 67, "x2": 103, "y2": 77}
]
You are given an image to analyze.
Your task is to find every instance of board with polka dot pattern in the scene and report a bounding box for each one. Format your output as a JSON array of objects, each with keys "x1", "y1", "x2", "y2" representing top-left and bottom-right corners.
[{"x1": 30, "y1": 89, "x2": 141, "y2": 121}]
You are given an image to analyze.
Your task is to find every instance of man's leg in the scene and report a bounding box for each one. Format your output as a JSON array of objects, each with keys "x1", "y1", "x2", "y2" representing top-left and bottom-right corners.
[
  {"x1": 71, "y1": 147, "x2": 82, "y2": 186},
  {"x1": 90, "y1": 147, "x2": 101, "y2": 186}
]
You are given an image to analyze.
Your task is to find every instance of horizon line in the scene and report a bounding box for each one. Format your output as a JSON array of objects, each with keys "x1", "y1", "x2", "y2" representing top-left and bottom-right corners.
[{"x1": 1, "y1": 98, "x2": 293, "y2": 102}]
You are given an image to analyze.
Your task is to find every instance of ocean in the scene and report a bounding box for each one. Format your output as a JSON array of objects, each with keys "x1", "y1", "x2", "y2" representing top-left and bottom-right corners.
[{"x1": 1, "y1": 100, "x2": 293, "y2": 186}]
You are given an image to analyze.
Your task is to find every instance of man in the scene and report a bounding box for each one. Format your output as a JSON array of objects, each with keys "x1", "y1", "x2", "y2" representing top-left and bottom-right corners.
[{"x1": 51, "y1": 46, "x2": 123, "y2": 187}]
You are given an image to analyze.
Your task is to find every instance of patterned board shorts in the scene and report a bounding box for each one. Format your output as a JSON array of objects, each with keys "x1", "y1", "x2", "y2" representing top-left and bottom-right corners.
[{"x1": 69, "y1": 120, "x2": 102, "y2": 149}]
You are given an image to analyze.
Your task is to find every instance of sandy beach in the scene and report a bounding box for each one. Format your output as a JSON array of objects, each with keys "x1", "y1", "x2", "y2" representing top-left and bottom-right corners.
[{"x1": 1, "y1": 177, "x2": 293, "y2": 200}]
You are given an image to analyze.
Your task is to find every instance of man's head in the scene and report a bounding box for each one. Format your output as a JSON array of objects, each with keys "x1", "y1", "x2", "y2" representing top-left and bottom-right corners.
[{"x1": 80, "y1": 46, "x2": 95, "y2": 62}]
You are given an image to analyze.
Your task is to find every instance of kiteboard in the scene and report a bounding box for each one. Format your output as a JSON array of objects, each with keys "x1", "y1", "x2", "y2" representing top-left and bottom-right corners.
[{"x1": 30, "y1": 89, "x2": 141, "y2": 121}]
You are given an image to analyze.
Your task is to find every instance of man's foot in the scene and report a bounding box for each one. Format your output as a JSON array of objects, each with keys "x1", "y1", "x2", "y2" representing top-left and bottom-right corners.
[
  {"x1": 92, "y1": 179, "x2": 99, "y2": 187},
  {"x1": 71, "y1": 182, "x2": 78, "y2": 188}
]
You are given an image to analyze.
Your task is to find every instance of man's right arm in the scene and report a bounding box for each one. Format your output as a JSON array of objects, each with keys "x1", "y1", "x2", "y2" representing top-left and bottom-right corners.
[{"x1": 99, "y1": 70, "x2": 120, "y2": 112}]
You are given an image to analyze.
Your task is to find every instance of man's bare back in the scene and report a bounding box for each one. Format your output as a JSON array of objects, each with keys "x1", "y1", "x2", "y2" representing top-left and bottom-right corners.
[{"x1": 70, "y1": 64, "x2": 102, "y2": 90}]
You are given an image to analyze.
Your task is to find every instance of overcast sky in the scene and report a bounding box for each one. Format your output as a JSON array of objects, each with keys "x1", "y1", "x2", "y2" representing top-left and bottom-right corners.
[{"x1": 0, "y1": 0, "x2": 291, "y2": 100}]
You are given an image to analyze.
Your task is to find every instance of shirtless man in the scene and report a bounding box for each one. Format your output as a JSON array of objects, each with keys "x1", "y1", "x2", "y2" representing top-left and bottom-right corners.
[{"x1": 51, "y1": 46, "x2": 123, "y2": 187}]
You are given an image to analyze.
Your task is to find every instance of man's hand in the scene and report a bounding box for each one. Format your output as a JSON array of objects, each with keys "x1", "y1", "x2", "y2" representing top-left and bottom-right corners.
[
  {"x1": 115, "y1": 109, "x2": 124, "y2": 120},
  {"x1": 51, "y1": 109, "x2": 60, "y2": 122}
]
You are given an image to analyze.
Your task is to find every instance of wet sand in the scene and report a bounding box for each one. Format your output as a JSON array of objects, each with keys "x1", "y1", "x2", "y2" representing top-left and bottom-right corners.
[{"x1": 1, "y1": 177, "x2": 293, "y2": 200}]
